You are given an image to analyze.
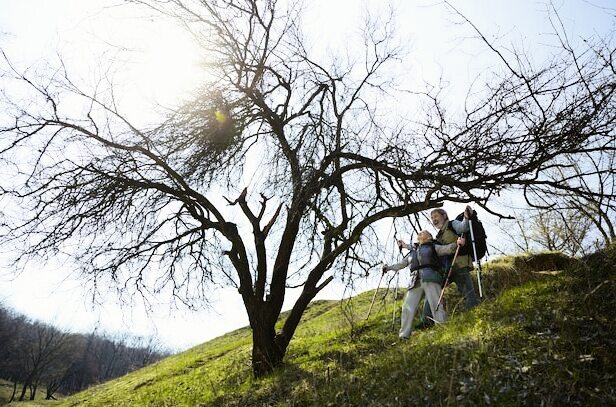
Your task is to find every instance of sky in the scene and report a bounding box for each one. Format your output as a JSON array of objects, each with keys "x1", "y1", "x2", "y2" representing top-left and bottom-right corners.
[{"x1": 0, "y1": 0, "x2": 614, "y2": 351}]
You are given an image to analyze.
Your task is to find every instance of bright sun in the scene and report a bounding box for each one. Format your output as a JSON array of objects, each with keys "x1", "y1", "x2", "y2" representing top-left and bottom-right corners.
[
  {"x1": 134, "y1": 25, "x2": 204, "y2": 107},
  {"x1": 137, "y1": 25, "x2": 204, "y2": 105}
]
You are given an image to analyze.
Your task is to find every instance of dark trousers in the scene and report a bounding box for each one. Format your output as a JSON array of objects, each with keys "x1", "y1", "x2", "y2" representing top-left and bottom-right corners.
[{"x1": 420, "y1": 268, "x2": 478, "y2": 324}]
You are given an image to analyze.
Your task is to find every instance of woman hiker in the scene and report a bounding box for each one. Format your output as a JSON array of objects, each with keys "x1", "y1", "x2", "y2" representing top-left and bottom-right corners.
[{"x1": 382, "y1": 230, "x2": 464, "y2": 340}]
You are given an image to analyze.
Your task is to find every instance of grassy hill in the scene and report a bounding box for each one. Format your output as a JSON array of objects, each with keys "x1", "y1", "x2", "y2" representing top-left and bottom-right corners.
[
  {"x1": 1, "y1": 380, "x2": 17, "y2": 405},
  {"x1": 1, "y1": 379, "x2": 47, "y2": 405},
  {"x1": 13, "y1": 247, "x2": 616, "y2": 406}
]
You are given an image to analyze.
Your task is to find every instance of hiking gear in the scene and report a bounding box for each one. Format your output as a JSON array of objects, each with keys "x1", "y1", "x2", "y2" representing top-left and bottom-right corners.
[
  {"x1": 437, "y1": 224, "x2": 472, "y2": 269},
  {"x1": 391, "y1": 239, "x2": 411, "y2": 330},
  {"x1": 469, "y1": 218, "x2": 484, "y2": 298},
  {"x1": 437, "y1": 243, "x2": 461, "y2": 309},
  {"x1": 366, "y1": 269, "x2": 385, "y2": 320},
  {"x1": 414, "y1": 317, "x2": 434, "y2": 330},
  {"x1": 392, "y1": 272, "x2": 399, "y2": 330},
  {"x1": 454, "y1": 210, "x2": 488, "y2": 261},
  {"x1": 409, "y1": 242, "x2": 441, "y2": 271},
  {"x1": 408, "y1": 242, "x2": 443, "y2": 284}
]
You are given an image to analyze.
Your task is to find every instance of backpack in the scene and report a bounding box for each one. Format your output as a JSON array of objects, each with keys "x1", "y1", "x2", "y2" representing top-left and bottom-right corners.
[{"x1": 451, "y1": 210, "x2": 488, "y2": 261}]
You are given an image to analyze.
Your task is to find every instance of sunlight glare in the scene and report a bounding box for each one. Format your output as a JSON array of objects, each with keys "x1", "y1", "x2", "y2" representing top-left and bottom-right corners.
[{"x1": 133, "y1": 26, "x2": 204, "y2": 108}]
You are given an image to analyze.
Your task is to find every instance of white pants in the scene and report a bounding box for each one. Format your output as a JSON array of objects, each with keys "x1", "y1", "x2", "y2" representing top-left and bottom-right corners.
[{"x1": 399, "y1": 281, "x2": 446, "y2": 339}]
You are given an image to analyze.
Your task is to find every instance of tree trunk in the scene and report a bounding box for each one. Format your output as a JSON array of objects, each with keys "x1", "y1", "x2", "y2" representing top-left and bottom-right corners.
[
  {"x1": 8, "y1": 381, "x2": 17, "y2": 403},
  {"x1": 18, "y1": 381, "x2": 28, "y2": 401},
  {"x1": 247, "y1": 273, "x2": 333, "y2": 377},
  {"x1": 251, "y1": 320, "x2": 286, "y2": 377},
  {"x1": 46, "y1": 381, "x2": 60, "y2": 400},
  {"x1": 30, "y1": 383, "x2": 38, "y2": 400}
]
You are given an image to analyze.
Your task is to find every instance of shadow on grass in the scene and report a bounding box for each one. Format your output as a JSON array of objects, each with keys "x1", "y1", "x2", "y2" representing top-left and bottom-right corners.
[
  {"x1": 314, "y1": 255, "x2": 616, "y2": 406},
  {"x1": 218, "y1": 250, "x2": 616, "y2": 406},
  {"x1": 52, "y1": 248, "x2": 616, "y2": 407}
]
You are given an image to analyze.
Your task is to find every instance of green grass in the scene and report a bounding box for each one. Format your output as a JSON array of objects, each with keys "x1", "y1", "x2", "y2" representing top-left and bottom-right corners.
[
  {"x1": 1, "y1": 379, "x2": 49, "y2": 405},
  {"x1": 0, "y1": 379, "x2": 16, "y2": 405},
  {"x1": 15, "y1": 249, "x2": 616, "y2": 406}
]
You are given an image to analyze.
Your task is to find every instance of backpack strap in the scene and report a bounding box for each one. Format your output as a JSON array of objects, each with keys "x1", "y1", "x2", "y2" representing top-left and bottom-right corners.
[
  {"x1": 410, "y1": 242, "x2": 440, "y2": 271},
  {"x1": 437, "y1": 220, "x2": 458, "y2": 242}
]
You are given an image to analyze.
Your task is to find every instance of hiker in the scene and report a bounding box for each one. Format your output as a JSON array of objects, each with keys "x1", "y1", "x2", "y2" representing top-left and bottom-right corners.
[
  {"x1": 382, "y1": 230, "x2": 462, "y2": 340},
  {"x1": 418, "y1": 205, "x2": 479, "y2": 329},
  {"x1": 433, "y1": 206, "x2": 479, "y2": 308}
]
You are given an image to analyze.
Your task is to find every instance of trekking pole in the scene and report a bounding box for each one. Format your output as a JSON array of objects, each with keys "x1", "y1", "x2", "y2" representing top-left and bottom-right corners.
[
  {"x1": 469, "y1": 219, "x2": 484, "y2": 298},
  {"x1": 437, "y1": 243, "x2": 461, "y2": 310},
  {"x1": 391, "y1": 240, "x2": 404, "y2": 329},
  {"x1": 366, "y1": 268, "x2": 385, "y2": 320},
  {"x1": 392, "y1": 272, "x2": 399, "y2": 330}
]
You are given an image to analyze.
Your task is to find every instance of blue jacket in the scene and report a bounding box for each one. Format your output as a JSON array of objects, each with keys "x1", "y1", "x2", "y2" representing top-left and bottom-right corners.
[
  {"x1": 409, "y1": 242, "x2": 443, "y2": 285},
  {"x1": 386, "y1": 241, "x2": 444, "y2": 288}
]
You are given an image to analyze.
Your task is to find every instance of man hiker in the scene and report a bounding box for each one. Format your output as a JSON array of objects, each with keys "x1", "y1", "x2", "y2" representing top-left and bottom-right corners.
[
  {"x1": 382, "y1": 230, "x2": 463, "y2": 340},
  {"x1": 418, "y1": 205, "x2": 479, "y2": 329}
]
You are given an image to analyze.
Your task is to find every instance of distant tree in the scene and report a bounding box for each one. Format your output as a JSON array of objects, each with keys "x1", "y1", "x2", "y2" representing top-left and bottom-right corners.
[
  {"x1": 42, "y1": 335, "x2": 82, "y2": 400},
  {"x1": 525, "y1": 153, "x2": 616, "y2": 251},
  {"x1": 13, "y1": 321, "x2": 71, "y2": 401},
  {"x1": 84, "y1": 332, "x2": 168, "y2": 383},
  {"x1": 0, "y1": 306, "x2": 14, "y2": 371},
  {"x1": 124, "y1": 335, "x2": 168, "y2": 370},
  {"x1": 498, "y1": 154, "x2": 615, "y2": 256},
  {"x1": 0, "y1": 303, "x2": 167, "y2": 398},
  {"x1": 531, "y1": 209, "x2": 594, "y2": 256},
  {"x1": 498, "y1": 207, "x2": 594, "y2": 256},
  {"x1": 0, "y1": 305, "x2": 27, "y2": 403},
  {"x1": 2, "y1": 0, "x2": 616, "y2": 376}
]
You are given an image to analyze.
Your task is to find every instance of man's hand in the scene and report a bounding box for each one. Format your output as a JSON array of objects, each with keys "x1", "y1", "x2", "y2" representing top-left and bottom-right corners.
[
  {"x1": 397, "y1": 239, "x2": 407, "y2": 251},
  {"x1": 457, "y1": 237, "x2": 466, "y2": 246},
  {"x1": 382, "y1": 264, "x2": 389, "y2": 274}
]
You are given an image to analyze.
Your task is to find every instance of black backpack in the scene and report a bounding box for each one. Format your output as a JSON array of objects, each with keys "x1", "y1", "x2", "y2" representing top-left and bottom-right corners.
[{"x1": 451, "y1": 210, "x2": 488, "y2": 261}]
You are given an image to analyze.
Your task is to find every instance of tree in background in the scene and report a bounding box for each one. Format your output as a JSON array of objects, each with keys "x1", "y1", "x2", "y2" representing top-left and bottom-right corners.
[
  {"x1": 14, "y1": 322, "x2": 72, "y2": 401},
  {"x1": 0, "y1": 303, "x2": 167, "y2": 400},
  {"x1": 499, "y1": 151, "x2": 615, "y2": 256},
  {"x1": 502, "y1": 208, "x2": 594, "y2": 256},
  {"x1": 2, "y1": 0, "x2": 616, "y2": 376},
  {"x1": 0, "y1": 306, "x2": 27, "y2": 402},
  {"x1": 527, "y1": 153, "x2": 615, "y2": 253}
]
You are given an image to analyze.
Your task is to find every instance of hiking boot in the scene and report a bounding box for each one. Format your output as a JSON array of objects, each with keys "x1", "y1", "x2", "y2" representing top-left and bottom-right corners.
[{"x1": 414, "y1": 320, "x2": 434, "y2": 330}]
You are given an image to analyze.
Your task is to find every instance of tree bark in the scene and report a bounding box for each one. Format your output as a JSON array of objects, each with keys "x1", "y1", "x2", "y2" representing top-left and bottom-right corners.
[
  {"x1": 18, "y1": 380, "x2": 28, "y2": 401},
  {"x1": 9, "y1": 381, "x2": 17, "y2": 403},
  {"x1": 29, "y1": 383, "x2": 38, "y2": 400},
  {"x1": 248, "y1": 273, "x2": 333, "y2": 377},
  {"x1": 250, "y1": 317, "x2": 286, "y2": 377}
]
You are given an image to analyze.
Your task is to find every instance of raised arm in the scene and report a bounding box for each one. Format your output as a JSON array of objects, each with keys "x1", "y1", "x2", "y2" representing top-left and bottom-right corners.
[
  {"x1": 383, "y1": 254, "x2": 412, "y2": 272},
  {"x1": 450, "y1": 205, "x2": 474, "y2": 234}
]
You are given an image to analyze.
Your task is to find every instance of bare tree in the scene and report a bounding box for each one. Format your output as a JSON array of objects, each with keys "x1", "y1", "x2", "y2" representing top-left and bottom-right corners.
[
  {"x1": 532, "y1": 209, "x2": 594, "y2": 255},
  {"x1": 2, "y1": 1, "x2": 616, "y2": 376},
  {"x1": 42, "y1": 334, "x2": 83, "y2": 400},
  {"x1": 12, "y1": 321, "x2": 71, "y2": 401},
  {"x1": 0, "y1": 305, "x2": 27, "y2": 403},
  {"x1": 496, "y1": 207, "x2": 594, "y2": 256},
  {"x1": 525, "y1": 152, "x2": 616, "y2": 250},
  {"x1": 0, "y1": 303, "x2": 167, "y2": 398}
]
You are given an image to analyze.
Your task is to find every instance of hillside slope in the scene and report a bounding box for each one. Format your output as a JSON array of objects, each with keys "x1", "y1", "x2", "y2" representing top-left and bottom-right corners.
[{"x1": 17, "y1": 247, "x2": 616, "y2": 406}]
